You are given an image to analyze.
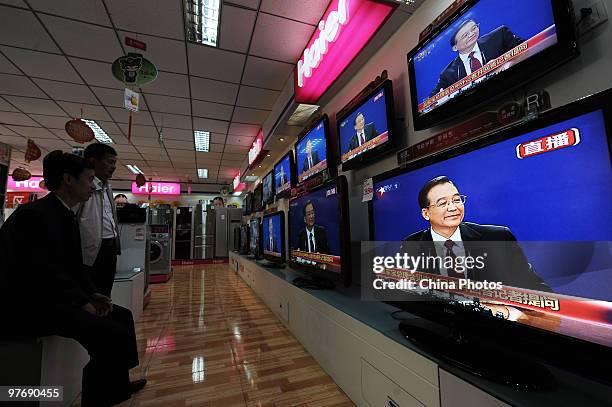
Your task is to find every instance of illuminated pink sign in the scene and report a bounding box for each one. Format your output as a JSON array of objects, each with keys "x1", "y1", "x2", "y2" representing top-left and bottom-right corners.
[
  {"x1": 132, "y1": 181, "x2": 181, "y2": 195},
  {"x1": 8, "y1": 176, "x2": 45, "y2": 192},
  {"x1": 248, "y1": 131, "x2": 263, "y2": 166},
  {"x1": 294, "y1": 0, "x2": 396, "y2": 104}
]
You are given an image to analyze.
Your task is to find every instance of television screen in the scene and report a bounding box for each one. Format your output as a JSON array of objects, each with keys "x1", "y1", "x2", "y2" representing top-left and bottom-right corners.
[
  {"x1": 274, "y1": 152, "x2": 294, "y2": 197},
  {"x1": 289, "y1": 176, "x2": 351, "y2": 285},
  {"x1": 371, "y1": 99, "x2": 612, "y2": 348},
  {"x1": 337, "y1": 80, "x2": 395, "y2": 169},
  {"x1": 249, "y1": 218, "x2": 261, "y2": 258},
  {"x1": 262, "y1": 211, "x2": 285, "y2": 263},
  {"x1": 262, "y1": 171, "x2": 274, "y2": 204},
  {"x1": 239, "y1": 224, "x2": 249, "y2": 255},
  {"x1": 408, "y1": 0, "x2": 577, "y2": 129},
  {"x1": 243, "y1": 193, "x2": 252, "y2": 215},
  {"x1": 296, "y1": 116, "x2": 330, "y2": 184},
  {"x1": 252, "y1": 184, "x2": 263, "y2": 212}
]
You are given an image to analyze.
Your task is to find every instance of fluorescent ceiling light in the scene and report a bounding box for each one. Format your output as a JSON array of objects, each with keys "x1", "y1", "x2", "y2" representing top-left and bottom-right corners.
[
  {"x1": 126, "y1": 164, "x2": 143, "y2": 174},
  {"x1": 194, "y1": 130, "x2": 210, "y2": 152},
  {"x1": 185, "y1": 0, "x2": 220, "y2": 47},
  {"x1": 197, "y1": 168, "x2": 208, "y2": 178},
  {"x1": 244, "y1": 175, "x2": 258, "y2": 182},
  {"x1": 232, "y1": 191, "x2": 242, "y2": 196},
  {"x1": 84, "y1": 120, "x2": 114, "y2": 144},
  {"x1": 287, "y1": 104, "x2": 319, "y2": 126}
]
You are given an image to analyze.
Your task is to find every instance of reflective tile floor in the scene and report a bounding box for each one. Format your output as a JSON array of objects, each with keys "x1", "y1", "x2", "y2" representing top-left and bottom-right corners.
[{"x1": 114, "y1": 264, "x2": 353, "y2": 407}]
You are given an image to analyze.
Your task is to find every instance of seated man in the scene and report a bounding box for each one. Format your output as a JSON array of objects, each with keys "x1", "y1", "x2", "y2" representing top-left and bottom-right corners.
[{"x1": 0, "y1": 151, "x2": 146, "y2": 407}]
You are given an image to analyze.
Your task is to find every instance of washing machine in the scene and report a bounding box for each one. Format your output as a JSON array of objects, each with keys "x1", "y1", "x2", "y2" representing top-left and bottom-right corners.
[{"x1": 148, "y1": 224, "x2": 172, "y2": 281}]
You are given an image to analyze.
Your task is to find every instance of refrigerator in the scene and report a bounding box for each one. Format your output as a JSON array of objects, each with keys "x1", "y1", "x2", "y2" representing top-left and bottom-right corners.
[
  {"x1": 173, "y1": 206, "x2": 193, "y2": 260},
  {"x1": 215, "y1": 207, "x2": 243, "y2": 257},
  {"x1": 193, "y1": 204, "x2": 215, "y2": 260}
]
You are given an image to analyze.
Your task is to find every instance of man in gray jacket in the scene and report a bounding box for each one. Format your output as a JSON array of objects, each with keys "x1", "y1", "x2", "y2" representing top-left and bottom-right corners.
[{"x1": 76, "y1": 143, "x2": 121, "y2": 297}]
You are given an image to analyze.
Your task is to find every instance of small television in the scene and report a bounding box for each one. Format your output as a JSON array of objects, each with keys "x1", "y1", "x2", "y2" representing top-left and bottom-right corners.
[
  {"x1": 252, "y1": 184, "x2": 263, "y2": 212},
  {"x1": 262, "y1": 171, "x2": 275, "y2": 205},
  {"x1": 249, "y1": 217, "x2": 261, "y2": 259},
  {"x1": 274, "y1": 151, "x2": 296, "y2": 198},
  {"x1": 288, "y1": 176, "x2": 351, "y2": 288},
  {"x1": 243, "y1": 193, "x2": 252, "y2": 215},
  {"x1": 295, "y1": 115, "x2": 334, "y2": 184},
  {"x1": 336, "y1": 79, "x2": 397, "y2": 170},
  {"x1": 369, "y1": 88, "x2": 612, "y2": 385},
  {"x1": 239, "y1": 224, "x2": 249, "y2": 255},
  {"x1": 407, "y1": 0, "x2": 578, "y2": 130},
  {"x1": 262, "y1": 211, "x2": 286, "y2": 265}
]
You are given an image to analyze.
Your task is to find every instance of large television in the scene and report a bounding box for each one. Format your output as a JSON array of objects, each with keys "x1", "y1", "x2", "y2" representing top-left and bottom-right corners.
[
  {"x1": 295, "y1": 115, "x2": 333, "y2": 184},
  {"x1": 243, "y1": 192, "x2": 252, "y2": 216},
  {"x1": 262, "y1": 171, "x2": 274, "y2": 205},
  {"x1": 369, "y1": 89, "x2": 612, "y2": 385},
  {"x1": 288, "y1": 176, "x2": 351, "y2": 288},
  {"x1": 239, "y1": 224, "x2": 249, "y2": 255},
  {"x1": 249, "y1": 217, "x2": 261, "y2": 259},
  {"x1": 407, "y1": 0, "x2": 577, "y2": 130},
  {"x1": 252, "y1": 184, "x2": 263, "y2": 213},
  {"x1": 336, "y1": 79, "x2": 397, "y2": 170},
  {"x1": 274, "y1": 151, "x2": 295, "y2": 198},
  {"x1": 262, "y1": 211, "x2": 286, "y2": 265}
]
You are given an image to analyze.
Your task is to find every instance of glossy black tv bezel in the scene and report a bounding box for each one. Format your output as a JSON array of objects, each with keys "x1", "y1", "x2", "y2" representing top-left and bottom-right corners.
[
  {"x1": 243, "y1": 192, "x2": 252, "y2": 215},
  {"x1": 249, "y1": 217, "x2": 262, "y2": 259},
  {"x1": 407, "y1": 0, "x2": 578, "y2": 131},
  {"x1": 252, "y1": 183, "x2": 263, "y2": 212},
  {"x1": 262, "y1": 211, "x2": 286, "y2": 264},
  {"x1": 294, "y1": 114, "x2": 336, "y2": 186},
  {"x1": 273, "y1": 150, "x2": 296, "y2": 199},
  {"x1": 288, "y1": 176, "x2": 351, "y2": 287},
  {"x1": 336, "y1": 79, "x2": 397, "y2": 171},
  {"x1": 239, "y1": 224, "x2": 249, "y2": 255},
  {"x1": 262, "y1": 170, "x2": 275, "y2": 205},
  {"x1": 368, "y1": 88, "x2": 612, "y2": 382}
]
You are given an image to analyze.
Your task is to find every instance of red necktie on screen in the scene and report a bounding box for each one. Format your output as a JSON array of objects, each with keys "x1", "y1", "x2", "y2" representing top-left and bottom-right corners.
[
  {"x1": 359, "y1": 133, "x2": 365, "y2": 146},
  {"x1": 444, "y1": 240, "x2": 463, "y2": 278},
  {"x1": 469, "y1": 51, "x2": 482, "y2": 72}
]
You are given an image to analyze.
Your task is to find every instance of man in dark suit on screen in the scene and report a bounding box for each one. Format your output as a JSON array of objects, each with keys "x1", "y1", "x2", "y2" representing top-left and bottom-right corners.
[
  {"x1": 400, "y1": 176, "x2": 551, "y2": 291},
  {"x1": 278, "y1": 165, "x2": 288, "y2": 187},
  {"x1": 302, "y1": 139, "x2": 320, "y2": 172},
  {"x1": 430, "y1": 20, "x2": 525, "y2": 97},
  {"x1": 266, "y1": 217, "x2": 279, "y2": 253},
  {"x1": 347, "y1": 112, "x2": 379, "y2": 152},
  {"x1": 297, "y1": 200, "x2": 329, "y2": 254}
]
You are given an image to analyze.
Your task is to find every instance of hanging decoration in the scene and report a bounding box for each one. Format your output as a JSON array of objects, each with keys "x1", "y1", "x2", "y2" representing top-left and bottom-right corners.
[
  {"x1": 135, "y1": 173, "x2": 146, "y2": 188},
  {"x1": 12, "y1": 167, "x2": 31, "y2": 181},
  {"x1": 112, "y1": 53, "x2": 158, "y2": 86},
  {"x1": 24, "y1": 139, "x2": 41, "y2": 163},
  {"x1": 65, "y1": 119, "x2": 94, "y2": 143}
]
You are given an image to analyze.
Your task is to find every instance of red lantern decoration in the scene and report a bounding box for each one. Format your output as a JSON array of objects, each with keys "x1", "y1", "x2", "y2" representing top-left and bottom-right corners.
[
  {"x1": 12, "y1": 167, "x2": 31, "y2": 181},
  {"x1": 135, "y1": 173, "x2": 146, "y2": 187},
  {"x1": 24, "y1": 139, "x2": 41, "y2": 163},
  {"x1": 65, "y1": 119, "x2": 94, "y2": 143}
]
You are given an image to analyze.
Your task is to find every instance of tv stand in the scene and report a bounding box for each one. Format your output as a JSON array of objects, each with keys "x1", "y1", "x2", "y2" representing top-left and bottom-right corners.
[
  {"x1": 261, "y1": 260, "x2": 285, "y2": 269},
  {"x1": 292, "y1": 276, "x2": 335, "y2": 290},
  {"x1": 398, "y1": 320, "x2": 556, "y2": 391}
]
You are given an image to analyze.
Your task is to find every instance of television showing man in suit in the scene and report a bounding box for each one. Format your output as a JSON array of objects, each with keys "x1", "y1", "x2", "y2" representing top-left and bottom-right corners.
[
  {"x1": 297, "y1": 200, "x2": 329, "y2": 254},
  {"x1": 347, "y1": 112, "x2": 379, "y2": 151},
  {"x1": 302, "y1": 139, "x2": 320, "y2": 172},
  {"x1": 401, "y1": 176, "x2": 550, "y2": 291},
  {"x1": 265, "y1": 218, "x2": 278, "y2": 253},
  {"x1": 278, "y1": 165, "x2": 288, "y2": 187},
  {"x1": 430, "y1": 20, "x2": 525, "y2": 97}
]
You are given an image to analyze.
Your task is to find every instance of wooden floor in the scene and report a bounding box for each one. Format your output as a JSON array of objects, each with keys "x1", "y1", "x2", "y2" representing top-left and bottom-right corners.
[{"x1": 118, "y1": 264, "x2": 354, "y2": 407}]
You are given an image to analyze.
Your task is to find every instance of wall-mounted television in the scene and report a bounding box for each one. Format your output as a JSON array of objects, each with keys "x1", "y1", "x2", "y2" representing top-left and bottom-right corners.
[
  {"x1": 249, "y1": 217, "x2": 261, "y2": 259},
  {"x1": 407, "y1": 0, "x2": 578, "y2": 130},
  {"x1": 262, "y1": 171, "x2": 274, "y2": 205},
  {"x1": 262, "y1": 211, "x2": 286, "y2": 265},
  {"x1": 288, "y1": 176, "x2": 351, "y2": 288},
  {"x1": 243, "y1": 192, "x2": 252, "y2": 215},
  {"x1": 252, "y1": 184, "x2": 263, "y2": 213},
  {"x1": 369, "y1": 88, "x2": 612, "y2": 384},
  {"x1": 239, "y1": 224, "x2": 249, "y2": 255},
  {"x1": 274, "y1": 151, "x2": 295, "y2": 198},
  {"x1": 337, "y1": 79, "x2": 397, "y2": 170},
  {"x1": 295, "y1": 115, "x2": 334, "y2": 184}
]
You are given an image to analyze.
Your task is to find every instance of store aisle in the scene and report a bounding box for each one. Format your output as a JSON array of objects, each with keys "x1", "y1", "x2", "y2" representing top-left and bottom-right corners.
[{"x1": 106, "y1": 264, "x2": 354, "y2": 407}]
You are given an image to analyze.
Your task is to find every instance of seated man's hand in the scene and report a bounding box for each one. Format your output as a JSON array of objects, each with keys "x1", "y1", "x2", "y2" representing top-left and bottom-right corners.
[
  {"x1": 90, "y1": 294, "x2": 112, "y2": 316},
  {"x1": 82, "y1": 302, "x2": 97, "y2": 316},
  {"x1": 91, "y1": 292, "x2": 112, "y2": 304}
]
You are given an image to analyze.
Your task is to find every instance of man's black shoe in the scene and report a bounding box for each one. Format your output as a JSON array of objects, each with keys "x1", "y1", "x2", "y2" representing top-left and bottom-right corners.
[{"x1": 130, "y1": 379, "x2": 147, "y2": 394}]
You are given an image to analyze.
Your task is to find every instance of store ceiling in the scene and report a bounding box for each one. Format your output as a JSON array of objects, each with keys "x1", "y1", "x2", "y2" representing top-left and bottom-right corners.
[{"x1": 0, "y1": 0, "x2": 335, "y2": 186}]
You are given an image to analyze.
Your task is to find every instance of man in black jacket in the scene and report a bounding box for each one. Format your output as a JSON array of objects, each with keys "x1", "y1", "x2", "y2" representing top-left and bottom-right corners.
[
  {"x1": 0, "y1": 151, "x2": 146, "y2": 406},
  {"x1": 401, "y1": 176, "x2": 551, "y2": 291},
  {"x1": 347, "y1": 112, "x2": 378, "y2": 151},
  {"x1": 297, "y1": 200, "x2": 329, "y2": 254}
]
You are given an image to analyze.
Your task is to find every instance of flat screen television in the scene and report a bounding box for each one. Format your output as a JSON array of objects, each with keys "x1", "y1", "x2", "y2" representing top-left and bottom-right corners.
[
  {"x1": 249, "y1": 217, "x2": 261, "y2": 259},
  {"x1": 252, "y1": 184, "x2": 263, "y2": 212},
  {"x1": 369, "y1": 88, "x2": 612, "y2": 385},
  {"x1": 274, "y1": 151, "x2": 295, "y2": 198},
  {"x1": 243, "y1": 192, "x2": 252, "y2": 215},
  {"x1": 336, "y1": 79, "x2": 397, "y2": 170},
  {"x1": 262, "y1": 211, "x2": 286, "y2": 265},
  {"x1": 239, "y1": 224, "x2": 249, "y2": 255},
  {"x1": 295, "y1": 115, "x2": 333, "y2": 185},
  {"x1": 262, "y1": 171, "x2": 274, "y2": 205},
  {"x1": 407, "y1": 0, "x2": 578, "y2": 130},
  {"x1": 288, "y1": 176, "x2": 351, "y2": 288}
]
